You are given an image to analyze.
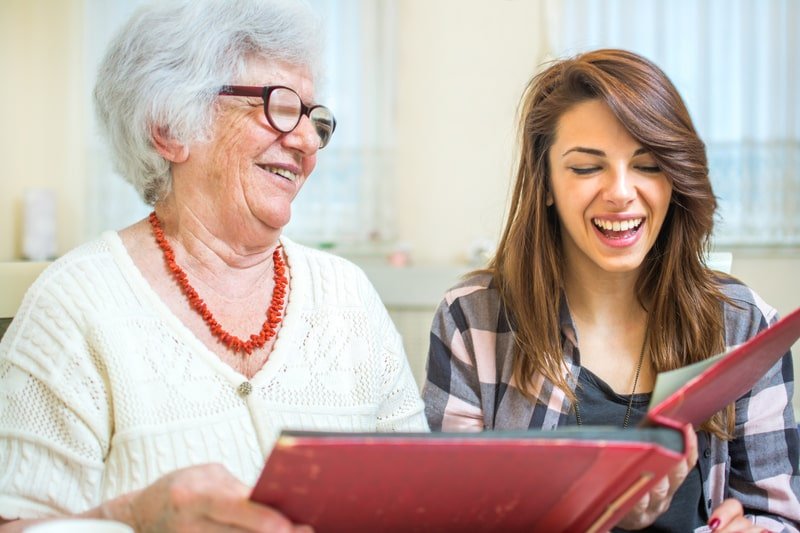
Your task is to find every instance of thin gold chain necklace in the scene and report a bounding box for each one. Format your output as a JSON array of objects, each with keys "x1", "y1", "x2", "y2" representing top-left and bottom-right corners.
[{"x1": 574, "y1": 339, "x2": 647, "y2": 429}]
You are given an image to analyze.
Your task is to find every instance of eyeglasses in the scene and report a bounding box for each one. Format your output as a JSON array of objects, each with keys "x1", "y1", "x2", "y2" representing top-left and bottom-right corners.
[{"x1": 218, "y1": 85, "x2": 336, "y2": 149}]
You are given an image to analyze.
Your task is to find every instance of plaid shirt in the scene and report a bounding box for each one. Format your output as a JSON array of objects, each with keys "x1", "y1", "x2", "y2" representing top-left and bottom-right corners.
[{"x1": 422, "y1": 273, "x2": 800, "y2": 532}]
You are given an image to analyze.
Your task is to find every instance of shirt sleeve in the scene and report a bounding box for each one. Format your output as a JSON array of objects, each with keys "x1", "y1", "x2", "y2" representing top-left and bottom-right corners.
[
  {"x1": 359, "y1": 274, "x2": 429, "y2": 433},
  {"x1": 727, "y1": 313, "x2": 800, "y2": 531},
  {"x1": 0, "y1": 270, "x2": 110, "y2": 519},
  {"x1": 421, "y1": 296, "x2": 484, "y2": 432},
  {"x1": 727, "y1": 298, "x2": 800, "y2": 533}
]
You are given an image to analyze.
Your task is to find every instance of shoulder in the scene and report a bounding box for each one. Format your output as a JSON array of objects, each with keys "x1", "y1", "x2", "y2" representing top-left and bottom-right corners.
[
  {"x1": 715, "y1": 275, "x2": 779, "y2": 344},
  {"x1": 279, "y1": 236, "x2": 377, "y2": 304},
  {"x1": 19, "y1": 233, "x2": 122, "y2": 307},
  {"x1": 443, "y1": 271, "x2": 497, "y2": 305},
  {"x1": 9, "y1": 233, "x2": 138, "y2": 336},
  {"x1": 280, "y1": 236, "x2": 364, "y2": 272},
  {"x1": 0, "y1": 233, "x2": 132, "y2": 366},
  {"x1": 435, "y1": 271, "x2": 505, "y2": 331},
  {"x1": 280, "y1": 235, "x2": 372, "y2": 285}
]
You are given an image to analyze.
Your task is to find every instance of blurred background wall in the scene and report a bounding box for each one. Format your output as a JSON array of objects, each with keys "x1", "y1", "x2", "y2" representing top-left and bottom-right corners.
[{"x1": 1, "y1": 0, "x2": 798, "y2": 408}]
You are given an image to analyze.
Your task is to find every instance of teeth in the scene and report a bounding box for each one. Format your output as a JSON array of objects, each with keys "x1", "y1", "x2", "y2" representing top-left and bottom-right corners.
[
  {"x1": 264, "y1": 166, "x2": 299, "y2": 182},
  {"x1": 593, "y1": 218, "x2": 642, "y2": 232}
]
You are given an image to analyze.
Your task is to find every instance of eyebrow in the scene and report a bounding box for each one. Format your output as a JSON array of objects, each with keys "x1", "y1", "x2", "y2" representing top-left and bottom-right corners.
[{"x1": 562, "y1": 147, "x2": 650, "y2": 157}]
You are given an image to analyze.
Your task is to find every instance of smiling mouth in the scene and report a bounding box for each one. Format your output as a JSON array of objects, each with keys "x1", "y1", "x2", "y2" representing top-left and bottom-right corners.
[
  {"x1": 259, "y1": 165, "x2": 300, "y2": 182},
  {"x1": 592, "y1": 217, "x2": 643, "y2": 239}
]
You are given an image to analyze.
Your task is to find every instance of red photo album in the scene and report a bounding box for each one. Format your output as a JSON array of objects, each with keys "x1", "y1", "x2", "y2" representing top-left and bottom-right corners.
[{"x1": 251, "y1": 307, "x2": 800, "y2": 533}]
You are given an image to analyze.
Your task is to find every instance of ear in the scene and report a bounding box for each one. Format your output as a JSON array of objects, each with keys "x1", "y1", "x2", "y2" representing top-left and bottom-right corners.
[
  {"x1": 151, "y1": 125, "x2": 189, "y2": 163},
  {"x1": 545, "y1": 191, "x2": 554, "y2": 206}
]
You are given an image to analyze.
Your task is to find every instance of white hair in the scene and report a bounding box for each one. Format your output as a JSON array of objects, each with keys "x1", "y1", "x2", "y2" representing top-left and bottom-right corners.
[{"x1": 93, "y1": 0, "x2": 324, "y2": 204}]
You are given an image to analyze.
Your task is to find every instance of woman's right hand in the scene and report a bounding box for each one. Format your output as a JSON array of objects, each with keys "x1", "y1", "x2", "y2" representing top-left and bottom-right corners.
[{"x1": 122, "y1": 463, "x2": 310, "y2": 532}]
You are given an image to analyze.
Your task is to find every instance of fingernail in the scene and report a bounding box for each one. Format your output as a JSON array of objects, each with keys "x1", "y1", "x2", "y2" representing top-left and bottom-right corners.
[{"x1": 708, "y1": 518, "x2": 720, "y2": 530}]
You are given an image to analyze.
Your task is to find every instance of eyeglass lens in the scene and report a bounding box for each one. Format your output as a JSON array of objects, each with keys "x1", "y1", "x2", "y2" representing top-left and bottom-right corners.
[{"x1": 267, "y1": 87, "x2": 335, "y2": 148}]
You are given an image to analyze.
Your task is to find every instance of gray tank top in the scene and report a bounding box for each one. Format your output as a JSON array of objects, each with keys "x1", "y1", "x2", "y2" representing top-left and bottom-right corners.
[{"x1": 567, "y1": 367, "x2": 706, "y2": 532}]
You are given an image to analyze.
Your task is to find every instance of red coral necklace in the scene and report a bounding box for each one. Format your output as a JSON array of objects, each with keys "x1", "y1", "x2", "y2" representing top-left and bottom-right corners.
[{"x1": 148, "y1": 211, "x2": 288, "y2": 354}]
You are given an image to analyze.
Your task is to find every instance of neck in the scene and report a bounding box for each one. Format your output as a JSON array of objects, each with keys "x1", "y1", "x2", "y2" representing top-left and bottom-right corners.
[
  {"x1": 563, "y1": 264, "x2": 645, "y2": 329},
  {"x1": 153, "y1": 199, "x2": 280, "y2": 298},
  {"x1": 147, "y1": 210, "x2": 288, "y2": 356}
]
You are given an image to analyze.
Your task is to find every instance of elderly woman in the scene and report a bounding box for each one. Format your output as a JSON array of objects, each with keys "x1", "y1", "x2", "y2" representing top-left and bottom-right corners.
[{"x1": 0, "y1": 0, "x2": 427, "y2": 531}]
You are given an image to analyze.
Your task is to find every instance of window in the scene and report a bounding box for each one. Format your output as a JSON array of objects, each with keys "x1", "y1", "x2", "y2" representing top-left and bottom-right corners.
[
  {"x1": 83, "y1": 0, "x2": 396, "y2": 246},
  {"x1": 286, "y1": 0, "x2": 397, "y2": 246},
  {"x1": 84, "y1": 0, "x2": 152, "y2": 238},
  {"x1": 544, "y1": 0, "x2": 800, "y2": 246}
]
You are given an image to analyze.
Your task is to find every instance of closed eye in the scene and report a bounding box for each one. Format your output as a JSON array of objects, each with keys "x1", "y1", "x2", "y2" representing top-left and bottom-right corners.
[
  {"x1": 569, "y1": 166, "x2": 601, "y2": 175},
  {"x1": 635, "y1": 165, "x2": 662, "y2": 174}
]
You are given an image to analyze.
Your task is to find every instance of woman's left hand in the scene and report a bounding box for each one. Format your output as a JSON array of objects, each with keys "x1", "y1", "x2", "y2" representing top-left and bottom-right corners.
[
  {"x1": 615, "y1": 425, "x2": 699, "y2": 530},
  {"x1": 708, "y1": 498, "x2": 769, "y2": 532}
]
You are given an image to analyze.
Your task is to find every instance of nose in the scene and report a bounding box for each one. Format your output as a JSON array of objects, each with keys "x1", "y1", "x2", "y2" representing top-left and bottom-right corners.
[
  {"x1": 602, "y1": 165, "x2": 636, "y2": 207},
  {"x1": 282, "y1": 115, "x2": 320, "y2": 156}
]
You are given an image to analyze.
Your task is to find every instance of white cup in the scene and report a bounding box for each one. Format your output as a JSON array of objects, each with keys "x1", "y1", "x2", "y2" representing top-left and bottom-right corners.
[{"x1": 24, "y1": 519, "x2": 133, "y2": 533}]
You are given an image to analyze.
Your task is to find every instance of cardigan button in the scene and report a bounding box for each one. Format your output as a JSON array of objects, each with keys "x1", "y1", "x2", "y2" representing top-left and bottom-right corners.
[
  {"x1": 237, "y1": 381, "x2": 253, "y2": 397},
  {"x1": 703, "y1": 447, "x2": 711, "y2": 458}
]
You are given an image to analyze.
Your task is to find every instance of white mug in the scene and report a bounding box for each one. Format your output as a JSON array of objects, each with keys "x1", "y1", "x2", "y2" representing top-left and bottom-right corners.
[{"x1": 24, "y1": 519, "x2": 134, "y2": 533}]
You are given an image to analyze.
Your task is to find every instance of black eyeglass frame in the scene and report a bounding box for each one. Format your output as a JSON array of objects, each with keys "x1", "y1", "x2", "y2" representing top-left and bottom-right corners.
[{"x1": 218, "y1": 85, "x2": 336, "y2": 148}]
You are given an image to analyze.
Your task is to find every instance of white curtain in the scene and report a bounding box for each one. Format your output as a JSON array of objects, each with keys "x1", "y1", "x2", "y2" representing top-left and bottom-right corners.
[
  {"x1": 285, "y1": 0, "x2": 397, "y2": 246},
  {"x1": 544, "y1": 0, "x2": 800, "y2": 246},
  {"x1": 84, "y1": 0, "x2": 151, "y2": 238},
  {"x1": 83, "y1": 0, "x2": 396, "y2": 247}
]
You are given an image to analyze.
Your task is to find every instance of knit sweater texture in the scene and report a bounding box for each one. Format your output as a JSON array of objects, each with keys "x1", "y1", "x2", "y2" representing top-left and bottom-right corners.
[{"x1": 0, "y1": 232, "x2": 428, "y2": 518}]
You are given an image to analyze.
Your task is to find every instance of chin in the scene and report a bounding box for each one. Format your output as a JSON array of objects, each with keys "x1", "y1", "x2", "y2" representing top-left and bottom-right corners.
[
  {"x1": 599, "y1": 257, "x2": 647, "y2": 274},
  {"x1": 254, "y1": 206, "x2": 292, "y2": 231}
]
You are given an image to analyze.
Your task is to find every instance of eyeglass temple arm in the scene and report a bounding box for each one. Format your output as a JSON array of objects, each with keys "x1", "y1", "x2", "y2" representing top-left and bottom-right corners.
[{"x1": 218, "y1": 85, "x2": 265, "y2": 97}]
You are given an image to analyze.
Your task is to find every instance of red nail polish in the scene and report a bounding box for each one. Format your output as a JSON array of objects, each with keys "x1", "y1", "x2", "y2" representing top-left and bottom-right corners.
[{"x1": 708, "y1": 517, "x2": 721, "y2": 530}]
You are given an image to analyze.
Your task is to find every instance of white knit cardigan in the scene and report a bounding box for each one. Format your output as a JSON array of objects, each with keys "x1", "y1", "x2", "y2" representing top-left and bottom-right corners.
[{"x1": 0, "y1": 232, "x2": 428, "y2": 518}]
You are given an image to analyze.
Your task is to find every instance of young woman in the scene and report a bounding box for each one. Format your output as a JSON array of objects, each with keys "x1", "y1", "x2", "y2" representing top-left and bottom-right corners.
[{"x1": 423, "y1": 49, "x2": 798, "y2": 532}]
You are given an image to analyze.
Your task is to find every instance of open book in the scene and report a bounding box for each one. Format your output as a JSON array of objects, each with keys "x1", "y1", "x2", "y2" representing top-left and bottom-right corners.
[{"x1": 250, "y1": 307, "x2": 800, "y2": 533}]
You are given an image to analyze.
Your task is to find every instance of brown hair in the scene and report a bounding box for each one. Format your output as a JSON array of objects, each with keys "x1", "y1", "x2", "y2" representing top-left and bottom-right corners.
[{"x1": 489, "y1": 49, "x2": 732, "y2": 438}]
